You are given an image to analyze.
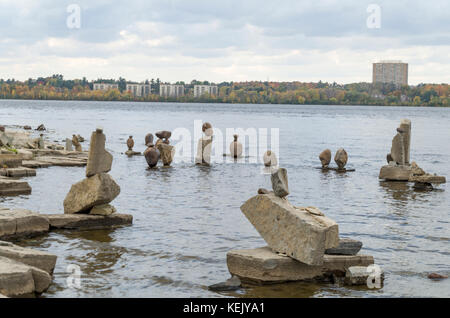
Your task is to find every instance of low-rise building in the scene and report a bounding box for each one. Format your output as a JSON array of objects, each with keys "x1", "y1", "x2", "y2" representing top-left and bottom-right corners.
[
  {"x1": 194, "y1": 85, "x2": 218, "y2": 98},
  {"x1": 93, "y1": 83, "x2": 119, "y2": 91},
  {"x1": 160, "y1": 84, "x2": 185, "y2": 98},
  {"x1": 126, "y1": 84, "x2": 152, "y2": 97}
]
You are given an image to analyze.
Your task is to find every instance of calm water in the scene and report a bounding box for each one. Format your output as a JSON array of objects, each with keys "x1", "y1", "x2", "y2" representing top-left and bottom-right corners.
[{"x1": 0, "y1": 99, "x2": 449, "y2": 298}]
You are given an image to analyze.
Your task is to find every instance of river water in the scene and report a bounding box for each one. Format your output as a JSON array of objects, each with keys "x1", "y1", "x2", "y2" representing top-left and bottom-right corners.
[{"x1": 0, "y1": 99, "x2": 449, "y2": 298}]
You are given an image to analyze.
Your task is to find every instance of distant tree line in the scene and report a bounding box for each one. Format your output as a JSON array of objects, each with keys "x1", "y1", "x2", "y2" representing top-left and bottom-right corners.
[{"x1": 0, "y1": 74, "x2": 448, "y2": 107}]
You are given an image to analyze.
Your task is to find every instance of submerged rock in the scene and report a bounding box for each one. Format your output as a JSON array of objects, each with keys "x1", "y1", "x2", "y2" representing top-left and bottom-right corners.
[
  {"x1": 428, "y1": 273, "x2": 448, "y2": 280},
  {"x1": 42, "y1": 213, "x2": 132, "y2": 230},
  {"x1": 208, "y1": 276, "x2": 241, "y2": 292}
]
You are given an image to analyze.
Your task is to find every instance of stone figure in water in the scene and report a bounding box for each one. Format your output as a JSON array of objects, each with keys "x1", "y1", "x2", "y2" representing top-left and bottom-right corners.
[
  {"x1": 263, "y1": 150, "x2": 278, "y2": 167},
  {"x1": 319, "y1": 149, "x2": 332, "y2": 168},
  {"x1": 334, "y1": 148, "x2": 348, "y2": 170},
  {"x1": 196, "y1": 123, "x2": 213, "y2": 165},
  {"x1": 72, "y1": 134, "x2": 82, "y2": 152},
  {"x1": 144, "y1": 134, "x2": 160, "y2": 168},
  {"x1": 127, "y1": 136, "x2": 135, "y2": 151},
  {"x1": 387, "y1": 119, "x2": 411, "y2": 166},
  {"x1": 38, "y1": 134, "x2": 45, "y2": 149},
  {"x1": 65, "y1": 138, "x2": 73, "y2": 151},
  {"x1": 230, "y1": 134, "x2": 243, "y2": 158}
]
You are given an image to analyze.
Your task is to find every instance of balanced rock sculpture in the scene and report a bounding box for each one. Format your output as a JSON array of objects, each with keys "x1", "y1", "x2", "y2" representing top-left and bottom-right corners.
[
  {"x1": 125, "y1": 136, "x2": 140, "y2": 156},
  {"x1": 65, "y1": 138, "x2": 73, "y2": 151},
  {"x1": 230, "y1": 134, "x2": 243, "y2": 158},
  {"x1": 72, "y1": 134, "x2": 82, "y2": 152},
  {"x1": 155, "y1": 131, "x2": 175, "y2": 166},
  {"x1": 271, "y1": 168, "x2": 289, "y2": 198},
  {"x1": 195, "y1": 122, "x2": 213, "y2": 166},
  {"x1": 319, "y1": 149, "x2": 332, "y2": 168},
  {"x1": 144, "y1": 134, "x2": 160, "y2": 168},
  {"x1": 263, "y1": 150, "x2": 278, "y2": 167},
  {"x1": 334, "y1": 148, "x2": 348, "y2": 171},
  {"x1": 379, "y1": 119, "x2": 446, "y2": 188},
  {"x1": 64, "y1": 128, "x2": 120, "y2": 214}
]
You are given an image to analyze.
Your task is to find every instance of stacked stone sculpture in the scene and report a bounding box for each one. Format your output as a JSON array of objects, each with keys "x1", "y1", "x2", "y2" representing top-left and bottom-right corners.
[
  {"x1": 156, "y1": 131, "x2": 175, "y2": 166},
  {"x1": 379, "y1": 119, "x2": 446, "y2": 189},
  {"x1": 263, "y1": 150, "x2": 278, "y2": 167},
  {"x1": 72, "y1": 134, "x2": 82, "y2": 152},
  {"x1": 125, "y1": 136, "x2": 140, "y2": 156},
  {"x1": 195, "y1": 122, "x2": 213, "y2": 166},
  {"x1": 230, "y1": 134, "x2": 243, "y2": 158},
  {"x1": 65, "y1": 138, "x2": 73, "y2": 151},
  {"x1": 63, "y1": 128, "x2": 120, "y2": 215},
  {"x1": 223, "y1": 168, "x2": 382, "y2": 287},
  {"x1": 144, "y1": 134, "x2": 160, "y2": 168},
  {"x1": 318, "y1": 148, "x2": 352, "y2": 172}
]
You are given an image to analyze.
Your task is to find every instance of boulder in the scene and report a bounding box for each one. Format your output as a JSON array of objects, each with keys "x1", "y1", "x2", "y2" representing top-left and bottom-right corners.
[
  {"x1": 379, "y1": 165, "x2": 412, "y2": 181},
  {"x1": 0, "y1": 208, "x2": 49, "y2": 240},
  {"x1": 334, "y1": 148, "x2": 348, "y2": 170},
  {"x1": 43, "y1": 213, "x2": 133, "y2": 230},
  {"x1": 325, "y1": 238, "x2": 363, "y2": 255},
  {"x1": 0, "y1": 256, "x2": 52, "y2": 296},
  {"x1": 85, "y1": 128, "x2": 113, "y2": 177},
  {"x1": 155, "y1": 131, "x2": 172, "y2": 140},
  {"x1": 240, "y1": 193, "x2": 339, "y2": 265},
  {"x1": 144, "y1": 146, "x2": 160, "y2": 168},
  {"x1": 319, "y1": 149, "x2": 332, "y2": 168},
  {"x1": 271, "y1": 168, "x2": 289, "y2": 198},
  {"x1": 0, "y1": 241, "x2": 56, "y2": 274},
  {"x1": 157, "y1": 143, "x2": 175, "y2": 166},
  {"x1": 89, "y1": 204, "x2": 116, "y2": 216},
  {"x1": 227, "y1": 247, "x2": 374, "y2": 284},
  {"x1": 63, "y1": 173, "x2": 120, "y2": 214}
]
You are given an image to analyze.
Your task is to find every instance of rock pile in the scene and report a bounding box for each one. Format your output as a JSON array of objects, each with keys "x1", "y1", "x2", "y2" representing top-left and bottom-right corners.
[
  {"x1": 64, "y1": 128, "x2": 120, "y2": 215},
  {"x1": 125, "y1": 136, "x2": 140, "y2": 156},
  {"x1": 144, "y1": 134, "x2": 160, "y2": 168},
  {"x1": 156, "y1": 131, "x2": 175, "y2": 167},
  {"x1": 223, "y1": 168, "x2": 383, "y2": 287},
  {"x1": 379, "y1": 119, "x2": 446, "y2": 189},
  {"x1": 72, "y1": 134, "x2": 82, "y2": 152}
]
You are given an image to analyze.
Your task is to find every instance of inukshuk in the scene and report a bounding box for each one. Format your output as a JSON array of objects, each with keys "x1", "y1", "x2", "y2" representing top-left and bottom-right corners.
[
  {"x1": 379, "y1": 119, "x2": 446, "y2": 189},
  {"x1": 63, "y1": 128, "x2": 120, "y2": 215}
]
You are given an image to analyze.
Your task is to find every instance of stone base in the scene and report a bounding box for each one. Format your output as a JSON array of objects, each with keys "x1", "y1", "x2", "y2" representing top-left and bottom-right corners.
[
  {"x1": 21, "y1": 161, "x2": 51, "y2": 169},
  {"x1": 379, "y1": 165, "x2": 412, "y2": 181},
  {"x1": 325, "y1": 238, "x2": 362, "y2": 256},
  {"x1": 125, "y1": 150, "x2": 141, "y2": 157},
  {"x1": 42, "y1": 214, "x2": 133, "y2": 230},
  {"x1": 0, "y1": 167, "x2": 36, "y2": 178},
  {"x1": 0, "y1": 208, "x2": 49, "y2": 240},
  {"x1": 409, "y1": 175, "x2": 446, "y2": 184},
  {"x1": 227, "y1": 247, "x2": 374, "y2": 285},
  {"x1": 0, "y1": 177, "x2": 32, "y2": 196}
]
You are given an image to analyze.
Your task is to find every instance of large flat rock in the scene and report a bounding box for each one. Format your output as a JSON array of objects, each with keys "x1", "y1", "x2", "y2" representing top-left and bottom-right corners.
[
  {"x1": 21, "y1": 160, "x2": 51, "y2": 169},
  {"x1": 227, "y1": 247, "x2": 374, "y2": 284},
  {"x1": 0, "y1": 154, "x2": 22, "y2": 168},
  {"x1": 379, "y1": 165, "x2": 412, "y2": 181},
  {"x1": 409, "y1": 175, "x2": 446, "y2": 184},
  {"x1": 42, "y1": 213, "x2": 133, "y2": 230},
  {"x1": 0, "y1": 167, "x2": 36, "y2": 178},
  {"x1": 0, "y1": 241, "x2": 57, "y2": 274},
  {"x1": 0, "y1": 208, "x2": 49, "y2": 240},
  {"x1": 240, "y1": 193, "x2": 339, "y2": 266},
  {"x1": 0, "y1": 256, "x2": 52, "y2": 297},
  {"x1": 0, "y1": 176, "x2": 32, "y2": 196},
  {"x1": 325, "y1": 238, "x2": 363, "y2": 256}
]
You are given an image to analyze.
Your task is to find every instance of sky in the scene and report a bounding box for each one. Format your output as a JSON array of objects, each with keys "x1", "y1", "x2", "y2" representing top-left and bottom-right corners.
[{"x1": 0, "y1": 0, "x2": 448, "y2": 85}]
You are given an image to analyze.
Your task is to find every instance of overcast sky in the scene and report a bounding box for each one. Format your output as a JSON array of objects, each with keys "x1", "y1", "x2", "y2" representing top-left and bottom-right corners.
[{"x1": 0, "y1": 0, "x2": 448, "y2": 84}]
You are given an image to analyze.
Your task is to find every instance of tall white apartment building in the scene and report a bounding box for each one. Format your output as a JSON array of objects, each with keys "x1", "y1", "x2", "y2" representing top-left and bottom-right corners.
[
  {"x1": 160, "y1": 84, "x2": 185, "y2": 98},
  {"x1": 126, "y1": 84, "x2": 152, "y2": 97},
  {"x1": 194, "y1": 85, "x2": 218, "y2": 98},
  {"x1": 93, "y1": 83, "x2": 119, "y2": 91},
  {"x1": 373, "y1": 60, "x2": 408, "y2": 86}
]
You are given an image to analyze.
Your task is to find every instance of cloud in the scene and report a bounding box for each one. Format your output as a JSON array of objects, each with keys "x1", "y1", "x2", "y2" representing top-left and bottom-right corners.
[{"x1": 0, "y1": 0, "x2": 448, "y2": 84}]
